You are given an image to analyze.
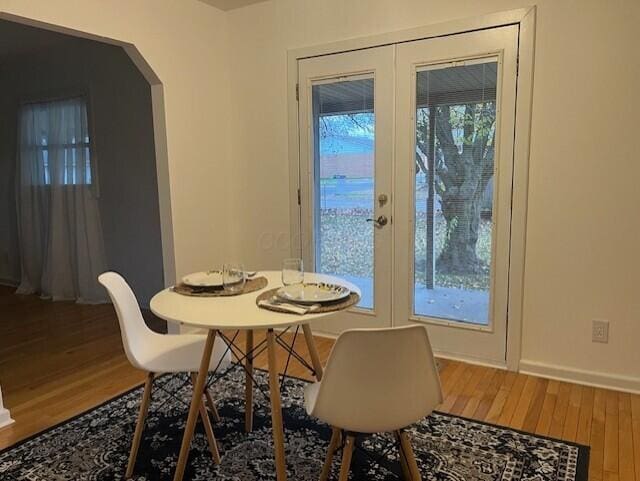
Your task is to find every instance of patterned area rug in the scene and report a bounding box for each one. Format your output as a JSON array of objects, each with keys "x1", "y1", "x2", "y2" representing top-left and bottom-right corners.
[{"x1": 0, "y1": 368, "x2": 589, "y2": 480}]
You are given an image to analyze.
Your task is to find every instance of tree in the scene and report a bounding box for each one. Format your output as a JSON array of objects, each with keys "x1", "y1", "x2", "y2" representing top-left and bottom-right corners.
[
  {"x1": 318, "y1": 105, "x2": 496, "y2": 277},
  {"x1": 319, "y1": 113, "x2": 374, "y2": 142},
  {"x1": 417, "y1": 102, "x2": 496, "y2": 275}
]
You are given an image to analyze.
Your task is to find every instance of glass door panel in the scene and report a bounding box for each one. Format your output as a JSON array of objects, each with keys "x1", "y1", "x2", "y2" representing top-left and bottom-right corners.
[
  {"x1": 313, "y1": 78, "x2": 375, "y2": 309},
  {"x1": 413, "y1": 59, "x2": 498, "y2": 326}
]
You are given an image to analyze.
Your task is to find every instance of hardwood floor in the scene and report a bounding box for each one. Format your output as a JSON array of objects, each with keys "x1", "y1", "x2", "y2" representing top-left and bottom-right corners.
[{"x1": 1, "y1": 287, "x2": 638, "y2": 481}]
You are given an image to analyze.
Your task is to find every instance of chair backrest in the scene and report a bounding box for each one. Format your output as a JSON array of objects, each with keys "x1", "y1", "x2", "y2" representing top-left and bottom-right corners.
[
  {"x1": 310, "y1": 325, "x2": 443, "y2": 434},
  {"x1": 98, "y1": 271, "x2": 153, "y2": 370}
]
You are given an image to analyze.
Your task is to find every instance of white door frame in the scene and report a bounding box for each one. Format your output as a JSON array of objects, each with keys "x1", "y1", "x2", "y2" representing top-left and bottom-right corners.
[{"x1": 287, "y1": 7, "x2": 536, "y2": 370}]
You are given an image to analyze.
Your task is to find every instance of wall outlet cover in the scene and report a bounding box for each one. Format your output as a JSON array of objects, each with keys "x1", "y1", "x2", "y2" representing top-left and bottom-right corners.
[{"x1": 592, "y1": 319, "x2": 609, "y2": 343}]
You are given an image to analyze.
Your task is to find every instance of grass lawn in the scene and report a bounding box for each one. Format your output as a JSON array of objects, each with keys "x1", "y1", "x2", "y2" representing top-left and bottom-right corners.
[{"x1": 318, "y1": 210, "x2": 492, "y2": 291}]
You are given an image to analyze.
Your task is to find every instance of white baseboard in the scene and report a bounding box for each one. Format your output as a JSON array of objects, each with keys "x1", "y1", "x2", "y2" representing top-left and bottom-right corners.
[
  {"x1": 0, "y1": 407, "x2": 14, "y2": 429},
  {"x1": 168, "y1": 326, "x2": 640, "y2": 394},
  {"x1": 433, "y1": 350, "x2": 507, "y2": 371},
  {"x1": 0, "y1": 278, "x2": 19, "y2": 288},
  {"x1": 519, "y1": 359, "x2": 640, "y2": 394},
  {"x1": 318, "y1": 332, "x2": 640, "y2": 393},
  {"x1": 310, "y1": 329, "x2": 338, "y2": 340},
  {"x1": 312, "y1": 330, "x2": 509, "y2": 370}
]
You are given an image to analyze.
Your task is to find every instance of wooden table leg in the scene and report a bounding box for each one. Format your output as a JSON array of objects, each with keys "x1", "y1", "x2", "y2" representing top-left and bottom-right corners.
[
  {"x1": 266, "y1": 329, "x2": 287, "y2": 481},
  {"x1": 302, "y1": 324, "x2": 323, "y2": 381},
  {"x1": 245, "y1": 329, "x2": 254, "y2": 432},
  {"x1": 173, "y1": 330, "x2": 217, "y2": 481}
]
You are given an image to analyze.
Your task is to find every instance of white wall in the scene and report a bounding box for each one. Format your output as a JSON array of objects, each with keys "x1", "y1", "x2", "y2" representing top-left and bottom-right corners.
[
  {"x1": 0, "y1": 0, "x2": 234, "y2": 284},
  {"x1": 0, "y1": 39, "x2": 164, "y2": 305},
  {"x1": 225, "y1": 0, "x2": 640, "y2": 390},
  {"x1": 1, "y1": 0, "x2": 638, "y2": 392}
]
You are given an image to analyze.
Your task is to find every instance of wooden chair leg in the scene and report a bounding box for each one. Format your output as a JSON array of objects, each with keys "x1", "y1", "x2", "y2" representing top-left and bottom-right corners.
[
  {"x1": 192, "y1": 374, "x2": 221, "y2": 464},
  {"x1": 320, "y1": 427, "x2": 342, "y2": 481},
  {"x1": 126, "y1": 372, "x2": 154, "y2": 479},
  {"x1": 338, "y1": 435, "x2": 355, "y2": 481},
  {"x1": 204, "y1": 388, "x2": 221, "y2": 423},
  {"x1": 398, "y1": 431, "x2": 422, "y2": 481},
  {"x1": 394, "y1": 431, "x2": 412, "y2": 481}
]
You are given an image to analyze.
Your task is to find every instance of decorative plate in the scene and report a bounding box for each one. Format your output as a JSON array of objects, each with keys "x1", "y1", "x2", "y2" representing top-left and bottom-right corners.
[
  {"x1": 276, "y1": 282, "x2": 350, "y2": 305},
  {"x1": 181, "y1": 270, "x2": 223, "y2": 287}
]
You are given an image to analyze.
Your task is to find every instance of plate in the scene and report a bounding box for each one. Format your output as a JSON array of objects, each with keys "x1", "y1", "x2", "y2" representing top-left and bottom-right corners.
[
  {"x1": 181, "y1": 271, "x2": 223, "y2": 287},
  {"x1": 276, "y1": 283, "x2": 350, "y2": 305}
]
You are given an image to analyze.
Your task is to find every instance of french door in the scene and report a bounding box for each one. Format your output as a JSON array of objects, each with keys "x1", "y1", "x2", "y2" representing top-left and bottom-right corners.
[
  {"x1": 297, "y1": 25, "x2": 518, "y2": 364},
  {"x1": 298, "y1": 46, "x2": 395, "y2": 333}
]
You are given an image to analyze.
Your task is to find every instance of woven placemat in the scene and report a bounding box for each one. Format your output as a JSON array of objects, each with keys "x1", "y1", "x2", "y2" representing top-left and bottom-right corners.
[
  {"x1": 173, "y1": 276, "x2": 268, "y2": 297},
  {"x1": 255, "y1": 287, "x2": 360, "y2": 314}
]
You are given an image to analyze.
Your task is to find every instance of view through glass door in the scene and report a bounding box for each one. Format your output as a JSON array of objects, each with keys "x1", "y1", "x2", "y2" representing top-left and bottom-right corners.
[
  {"x1": 313, "y1": 76, "x2": 375, "y2": 309},
  {"x1": 411, "y1": 59, "x2": 499, "y2": 325},
  {"x1": 298, "y1": 26, "x2": 519, "y2": 363}
]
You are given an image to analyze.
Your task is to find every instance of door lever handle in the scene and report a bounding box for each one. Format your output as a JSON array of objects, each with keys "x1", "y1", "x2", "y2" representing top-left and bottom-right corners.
[{"x1": 366, "y1": 215, "x2": 388, "y2": 228}]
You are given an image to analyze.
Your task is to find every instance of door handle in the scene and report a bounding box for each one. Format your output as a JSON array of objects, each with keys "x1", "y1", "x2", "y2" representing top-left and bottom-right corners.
[{"x1": 366, "y1": 215, "x2": 388, "y2": 228}]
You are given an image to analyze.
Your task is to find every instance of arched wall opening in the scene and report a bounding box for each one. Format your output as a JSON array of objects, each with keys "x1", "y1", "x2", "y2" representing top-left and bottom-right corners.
[{"x1": 0, "y1": 12, "x2": 175, "y2": 305}]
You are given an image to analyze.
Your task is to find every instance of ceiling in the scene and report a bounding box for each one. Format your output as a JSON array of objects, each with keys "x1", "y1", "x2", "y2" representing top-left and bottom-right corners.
[
  {"x1": 198, "y1": 0, "x2": 270, "y2": 11},
  {"x1": 0, "y1": 19, "x2": 80, "y2": 60}
]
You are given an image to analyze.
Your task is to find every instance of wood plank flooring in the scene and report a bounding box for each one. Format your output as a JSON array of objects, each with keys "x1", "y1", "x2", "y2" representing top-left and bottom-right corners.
[{"x1": 1, "y1": 287, "x2": 638, "y2": 481}]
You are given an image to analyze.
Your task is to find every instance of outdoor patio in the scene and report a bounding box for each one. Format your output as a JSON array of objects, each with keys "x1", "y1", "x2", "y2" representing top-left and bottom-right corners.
[{"x1": 333, "y1": 274, "x2": 490, "y2": 326}]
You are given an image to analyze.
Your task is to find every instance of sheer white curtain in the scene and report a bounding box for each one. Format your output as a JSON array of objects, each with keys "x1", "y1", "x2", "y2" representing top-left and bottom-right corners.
[{"x1": 15, "y1": 97, "x2": 107, "y2": 303}]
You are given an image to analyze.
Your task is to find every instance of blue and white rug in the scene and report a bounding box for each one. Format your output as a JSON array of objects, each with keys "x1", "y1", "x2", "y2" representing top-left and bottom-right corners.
[{"x1": 0, "y1": 368, "x2": 589, "y2": 480}]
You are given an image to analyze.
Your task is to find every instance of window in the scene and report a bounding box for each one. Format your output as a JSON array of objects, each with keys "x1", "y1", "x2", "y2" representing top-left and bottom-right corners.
[
  {"x1": 39, "y1": 134, "x2": 92, "y2": 185},
  {"x1": 19, "y1": 97, "x2": 93, "y2": 186}
]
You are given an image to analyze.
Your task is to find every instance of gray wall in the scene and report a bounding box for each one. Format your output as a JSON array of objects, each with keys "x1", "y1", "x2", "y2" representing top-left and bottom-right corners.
[
  {"x1": 0, "y1": 39, "x2": 163, "y2": 305},
  {"x1": 0, "y1": 61, "x2": 19, "y2": 285}
]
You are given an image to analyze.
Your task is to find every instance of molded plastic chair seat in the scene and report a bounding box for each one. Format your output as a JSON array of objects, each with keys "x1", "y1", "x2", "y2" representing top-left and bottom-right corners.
[
  {"x1": 304, "y1": 381, "x2": 321, "y2": 414},
  {"x1": 304, "y1": 325, "x2": 443, "y2": 481},
  {"x1": 130, "y1": 331, "x2": 230, "y2": 374},
  {"x1": 98, "y1": 271, "x2": 231, "y2": 479}
]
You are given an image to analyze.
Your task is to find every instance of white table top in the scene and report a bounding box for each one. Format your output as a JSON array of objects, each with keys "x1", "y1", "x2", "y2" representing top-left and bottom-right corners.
[{"x1": 150, "y1": 270, "x2": 361, "y2": 330}]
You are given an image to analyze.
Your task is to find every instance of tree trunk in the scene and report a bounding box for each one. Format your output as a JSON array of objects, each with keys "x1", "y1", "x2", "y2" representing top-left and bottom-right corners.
[
  {"x1": 432, "y1": 103, "x2": 495, "y2": 276},
  {"x1": 437, "y1": 188, "x2": 484, "y2": 275}
]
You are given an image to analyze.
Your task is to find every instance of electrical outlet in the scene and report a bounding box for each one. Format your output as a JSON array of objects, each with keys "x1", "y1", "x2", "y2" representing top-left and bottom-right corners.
[{"x1": 592, "y1": 319, "x2": 609, "y2": 343}]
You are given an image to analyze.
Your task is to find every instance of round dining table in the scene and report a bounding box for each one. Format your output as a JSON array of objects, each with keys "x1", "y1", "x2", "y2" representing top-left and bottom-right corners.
[{"x1": 150, "y1": 270, "x2": 360, "y2": 481}]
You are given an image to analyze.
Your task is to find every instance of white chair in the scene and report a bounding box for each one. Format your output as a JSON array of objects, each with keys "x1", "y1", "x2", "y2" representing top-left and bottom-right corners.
[
  {"x1": 304, "y1": 325, "x2": 443, "y2": 481},
  {"x1": 98, "y1": 272, "x2": 232, "y2": 479}
]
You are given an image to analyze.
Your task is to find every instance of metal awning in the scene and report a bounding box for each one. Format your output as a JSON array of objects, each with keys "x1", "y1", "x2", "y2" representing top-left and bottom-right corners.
[{"x1": 313, "y1": 61, "x2": 497, "y2": 116}]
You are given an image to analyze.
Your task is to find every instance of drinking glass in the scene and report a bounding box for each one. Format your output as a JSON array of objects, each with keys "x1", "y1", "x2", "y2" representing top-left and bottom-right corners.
[
  {"x1": 223, "y1": 262, "x2": 246, "y2": 294},
  {"x1": 282, "y1": 258, "x2": 304, "y2": 286}
]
